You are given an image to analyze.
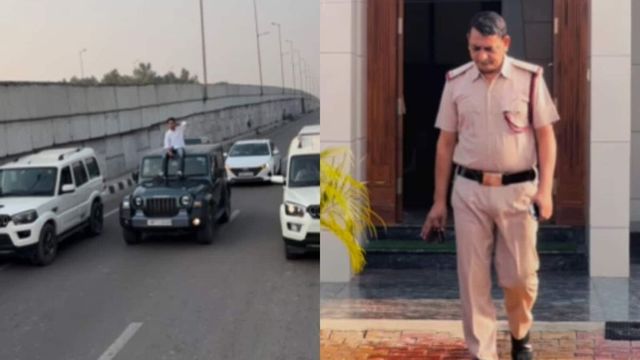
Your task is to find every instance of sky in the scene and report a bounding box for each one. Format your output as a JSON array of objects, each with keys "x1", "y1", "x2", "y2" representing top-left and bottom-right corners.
[{"x1": 0, "y1": 0, "x2": 319, "y2": 94}]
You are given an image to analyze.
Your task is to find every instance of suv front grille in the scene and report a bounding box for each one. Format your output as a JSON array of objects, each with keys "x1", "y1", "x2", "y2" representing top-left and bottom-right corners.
[
  {"x1": 231, "y1": 167, "x2": 262, "y2": 176},
  {"x1": 144, "y1": 198, "x2": 179, "y2": 218},
  {"x1": 307, "y1": 205, "x2": 320, "y2": 219},
  {"x1": 0, "y1": 215, "x2": 10, "y2": 228}
]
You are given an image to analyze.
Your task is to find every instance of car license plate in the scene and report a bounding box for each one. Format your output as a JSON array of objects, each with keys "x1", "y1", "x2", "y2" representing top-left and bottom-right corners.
[
  {"x1": 148, "y1": 219, "x2": 172, "y2": 226},
  {"x1": 239, "y1": 172, "x2": 253, "y2": 177}
]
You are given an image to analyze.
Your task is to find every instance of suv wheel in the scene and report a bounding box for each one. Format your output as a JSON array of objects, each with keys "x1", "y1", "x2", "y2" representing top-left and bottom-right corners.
[
  {"x1": 123, "y1": 228, "x2": 143, "y2": 245},
  {"x1": 196, "y1": 208, "x2": 215, "y2": 244},
  {"x1": 218, "y1": 191, "x2": 231, "y2": 224},
  {"x1": 86, "y1": 201, "x2": 103, "y2": 236},
  {"x1": 30, "y1": 223, "x2": 57, "y2": 266}
]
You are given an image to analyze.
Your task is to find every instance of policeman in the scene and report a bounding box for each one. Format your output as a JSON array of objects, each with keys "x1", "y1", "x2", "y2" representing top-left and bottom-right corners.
[{"x1": 420, "y1": 11, "x2": 559, "y2": 360}]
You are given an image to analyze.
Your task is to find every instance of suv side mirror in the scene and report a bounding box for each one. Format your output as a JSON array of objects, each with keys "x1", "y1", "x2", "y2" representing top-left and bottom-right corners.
[
  {"x1": 271, "y1": 175, "x2": 286, "y2": 185},
  {"x1": 223, "y1": 152, "x2": 228, "y2": 158},
  {"x1": 132, "y1": 170, "x2": 139, "y2": 182},
  {"x1": 61, "y1": 184, "x2": 76, "y2": 194}
]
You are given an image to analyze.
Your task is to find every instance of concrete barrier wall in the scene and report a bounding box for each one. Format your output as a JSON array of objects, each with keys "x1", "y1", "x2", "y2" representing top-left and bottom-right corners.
[{"x1": 0, "y1": 82, "x2": 319, "y2": 179}]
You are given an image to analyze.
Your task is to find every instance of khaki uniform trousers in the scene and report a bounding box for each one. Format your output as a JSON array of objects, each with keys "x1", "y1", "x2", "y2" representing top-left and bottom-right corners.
[{"x1": 451, "y1": 175, "x2": 539, "y2": 360}]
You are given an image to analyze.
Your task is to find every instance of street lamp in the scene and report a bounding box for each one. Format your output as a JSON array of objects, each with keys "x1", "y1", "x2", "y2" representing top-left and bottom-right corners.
[
  {"x1": 79, "y1": 48, "x2": 87, "y2": 79},
  {"x1": 252, "y1": 0, "x2": 266, "y2": 96},
  {"x1": 199, "y1": 0, "x2": 209, "y2": 100},
  {"x1": 286, "y1": 40, "x2": 297, "y2": 96},
  {"x1": 271, "y1": 22, "x2": 285, "y2": 94}
]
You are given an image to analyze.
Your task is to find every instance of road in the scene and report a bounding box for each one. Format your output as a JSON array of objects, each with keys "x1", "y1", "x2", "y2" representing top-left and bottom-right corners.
[{"x1": 0, "y1": 111, "x2": 320, "y2": 360}]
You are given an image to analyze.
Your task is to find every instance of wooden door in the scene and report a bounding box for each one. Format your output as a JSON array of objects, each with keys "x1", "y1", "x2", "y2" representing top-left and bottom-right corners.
[
  {"x1": 553, "y1": 0, "x2": 590, "y2": 226},
  {"x1": 367, "y1": 0, "x2": 402, "y2": 224}
]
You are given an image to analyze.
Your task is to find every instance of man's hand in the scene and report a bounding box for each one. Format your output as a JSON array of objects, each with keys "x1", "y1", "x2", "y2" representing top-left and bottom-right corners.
[
  {"x1": 167, "y1": 149, "x2": 174, "y2": 158},
  {"x1": 531, "y1": 189, "x2": 553, "y2": 221},
  {"x1": 421, "y1": 201, "x2": 447, "y2": 241}
]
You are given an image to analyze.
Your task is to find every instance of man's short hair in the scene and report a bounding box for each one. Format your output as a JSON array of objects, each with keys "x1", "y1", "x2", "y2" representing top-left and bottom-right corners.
[
  {"x1": 469, "y1": 11, "x2": 507, "y2": 37},
  {"x1": 166, "y1": 117, "x2": 177, "y2": 123}
]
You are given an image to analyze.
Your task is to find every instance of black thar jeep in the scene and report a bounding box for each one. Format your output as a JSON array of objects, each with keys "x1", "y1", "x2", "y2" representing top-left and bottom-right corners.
[{"x1": 119, "y1": 144, "x2": 231, "y2": 245}]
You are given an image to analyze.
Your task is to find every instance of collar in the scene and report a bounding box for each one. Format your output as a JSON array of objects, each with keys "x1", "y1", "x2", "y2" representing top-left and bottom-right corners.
[{"x1": 470, "y1": 56, "x2": 512, "y2": 82}]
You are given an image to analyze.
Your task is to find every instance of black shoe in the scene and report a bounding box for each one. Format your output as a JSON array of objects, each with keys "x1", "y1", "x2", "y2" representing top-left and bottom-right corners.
[{"x1": 511, "y1": 332, "x2": 534, "y2": 360}]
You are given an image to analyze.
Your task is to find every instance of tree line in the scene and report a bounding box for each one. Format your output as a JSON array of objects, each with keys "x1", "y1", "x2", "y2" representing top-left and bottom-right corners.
[{"x1": 64, "y1": 62, "x2": 199, "y2": 86}]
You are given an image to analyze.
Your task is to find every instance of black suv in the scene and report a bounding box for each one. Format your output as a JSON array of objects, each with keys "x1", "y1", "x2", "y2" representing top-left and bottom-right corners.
[{"x1": 119, "y1": 144, "x2": 231, "y2": 245}]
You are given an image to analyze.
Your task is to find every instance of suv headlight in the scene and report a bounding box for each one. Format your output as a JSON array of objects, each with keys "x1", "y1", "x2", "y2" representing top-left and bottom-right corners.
[
  {"x1": 261, "y1": 163, "x2": 270, "y2": 171},
  {"x1": 284, "y1": 202, "x2": 305, "y2": 217},
  {"x1": 122, "y1": 196, "x2": 131, "y2": 209},
  {"x1": 180, "y1": 195, "x2": 192, "y2": 207},
  {"x1": 133, "y1": 196, "x2": 143, "y2": 208},
  {"x1": 12, "y1": 210, "x2": 38, "y2": 225}
]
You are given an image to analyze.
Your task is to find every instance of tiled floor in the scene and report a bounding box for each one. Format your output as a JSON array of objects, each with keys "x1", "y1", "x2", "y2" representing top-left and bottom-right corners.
[
  {"x1": 321, "y1": 266, "x2": 640, "y2": 322},
  {"x1": 321, "y1": 328, "x2": 640, "y2": 360}
]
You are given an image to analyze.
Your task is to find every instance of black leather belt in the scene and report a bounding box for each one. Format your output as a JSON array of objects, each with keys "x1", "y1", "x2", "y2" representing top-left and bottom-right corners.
[{"x1": 456, "y1": 165, "x2": 536, "y2": 186}]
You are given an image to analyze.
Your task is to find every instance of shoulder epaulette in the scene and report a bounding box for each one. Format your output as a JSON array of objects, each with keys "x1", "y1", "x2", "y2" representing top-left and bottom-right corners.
[
  {"x1": 446, "y1": 62, "x2": 474, "y2": 81},
  {"x1": 511, "y1": 58, "x2": 543, "y2": 75}
]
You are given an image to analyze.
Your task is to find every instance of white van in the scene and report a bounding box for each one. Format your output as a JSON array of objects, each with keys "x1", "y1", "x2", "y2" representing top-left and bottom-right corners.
[{"x1": 271, "y1": 125, "x2": 319, "y2": 259}]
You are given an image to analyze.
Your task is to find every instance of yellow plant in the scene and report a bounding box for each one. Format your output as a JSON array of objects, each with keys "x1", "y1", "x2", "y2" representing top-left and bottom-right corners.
[{"x1": 320, "y1": 147, "x2": 383, "y2": 274}]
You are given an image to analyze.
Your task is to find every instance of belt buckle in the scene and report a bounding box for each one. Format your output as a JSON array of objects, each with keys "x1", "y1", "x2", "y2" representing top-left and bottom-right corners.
[{"x1": 482, "y1": 172, "x2": 503, "y2": 187}]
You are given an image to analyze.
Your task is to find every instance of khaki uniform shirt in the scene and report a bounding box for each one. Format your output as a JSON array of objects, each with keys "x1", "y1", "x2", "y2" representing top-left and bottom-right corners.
[{"x1": 435, "y1": 56, "x2": 560, "y2": 173}]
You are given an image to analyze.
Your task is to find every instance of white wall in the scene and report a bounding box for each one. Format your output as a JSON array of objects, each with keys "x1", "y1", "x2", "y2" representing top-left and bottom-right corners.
[
  {"x1": 631, "y1": 0, "x2": 640, "y2": 231},
  {"x1": 590, "y1": 0, "x2": 631, "y2": 277},
  {"x1": 320, "y1": 0, "x2": 367, "y2": 282}
]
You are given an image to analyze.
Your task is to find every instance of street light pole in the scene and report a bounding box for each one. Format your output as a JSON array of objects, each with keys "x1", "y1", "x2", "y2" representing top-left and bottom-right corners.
[
  {"x1": 272, "y1": 22, "x2": 285, "y2": 95},
  {"x1": 286, "y1": 40, "x2": 296, "y2": 96},
  {"x1": 304, "y1": 60, "x2": 310, "y2": 95},
  {"x1": 296, "y1": 50, "x2": 304, "y2": 97},
  {"x1": 199, "y1": 0, "x2": 209, "y2": 100},
  {"x1": 252, "y1": 0, "x2": 264, "y2": 96},
  {"x1": 79, "y1": 48, "x2": 87, "y2": 78}
]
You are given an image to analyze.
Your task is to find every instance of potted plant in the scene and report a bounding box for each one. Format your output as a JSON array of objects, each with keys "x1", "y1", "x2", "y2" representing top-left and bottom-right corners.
[{"x1": 320, "y1": 147, "x2": 383, "y2": 274}]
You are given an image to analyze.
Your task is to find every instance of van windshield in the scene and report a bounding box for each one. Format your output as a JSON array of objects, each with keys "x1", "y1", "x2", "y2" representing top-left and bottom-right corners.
[{"x1": 288, "y1": 154, "x2": 319, "y2": 188}]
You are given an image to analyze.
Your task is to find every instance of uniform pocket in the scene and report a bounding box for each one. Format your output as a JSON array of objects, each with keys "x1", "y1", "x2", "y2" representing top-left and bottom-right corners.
[{"x1": 502, "y1": 97, "x2": 530, "y2": 132}]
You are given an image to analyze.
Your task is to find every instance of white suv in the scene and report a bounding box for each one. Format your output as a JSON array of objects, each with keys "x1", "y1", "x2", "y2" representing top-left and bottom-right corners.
[
  {"x1": 271, "y1": 125, "x2": 320, "y2": 259},
  {"x1": 0, "y1": 148, "x2": 104, "y2": 265}
]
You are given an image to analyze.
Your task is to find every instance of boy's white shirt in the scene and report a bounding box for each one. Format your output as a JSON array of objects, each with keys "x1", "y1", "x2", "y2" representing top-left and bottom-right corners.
[{"x1": 164, "y1": 121, "x2": 187, "y2": 149}]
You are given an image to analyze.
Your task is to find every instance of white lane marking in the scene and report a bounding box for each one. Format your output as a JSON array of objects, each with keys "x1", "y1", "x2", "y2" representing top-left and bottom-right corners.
[
  {"x1": 229, "y1": 210, "x2": 241, "y2": 223},
  {"x1": 97, "y1": 322, "x2": 143, "y2": 360},
  {"x1": 104, "y1": 208, "x2": 119, "y2": 218}
]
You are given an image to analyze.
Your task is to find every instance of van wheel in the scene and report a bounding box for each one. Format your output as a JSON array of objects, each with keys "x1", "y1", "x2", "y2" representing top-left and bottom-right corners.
[
  {"x1": 123, "y1": 228, "x2": 143, "y2": 245},
  {"x1": 86, "y1": 201, "x2": 103, "y2": 236},
  {"x1": 196, "y1": 209, "x2": 215, "y2": 244},
  {"x1": 30, "y1": 223, "x2": 57, "y2": 266}
]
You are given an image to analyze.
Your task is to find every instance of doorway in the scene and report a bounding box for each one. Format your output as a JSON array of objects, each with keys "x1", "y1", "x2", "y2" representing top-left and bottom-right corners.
[{"x1": 402, "y1": 0, "x2": 502, "y2": 224}]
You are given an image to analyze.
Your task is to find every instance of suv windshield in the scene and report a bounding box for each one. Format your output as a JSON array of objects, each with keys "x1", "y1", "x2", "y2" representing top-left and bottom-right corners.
[
  {"x1": 288, "y1": 154, "x2": 319, "y2": 188},
  {"x1": 185, "y1": 138, "x2": 203, "y2": 145},
  {"x1": 228, "y1": 143, "x2": 270, "y2": 157},
  {"x1": 141, "y1": 155, "x2": 209, "y2": 179},
  {"x1": 0, "y1": 167, "x2": 58, "y2": 197}
]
